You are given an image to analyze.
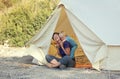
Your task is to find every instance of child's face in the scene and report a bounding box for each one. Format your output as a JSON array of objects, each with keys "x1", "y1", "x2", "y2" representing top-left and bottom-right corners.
[{"x1": 59, "y1": 33, "x2": 65, "y2": 41}]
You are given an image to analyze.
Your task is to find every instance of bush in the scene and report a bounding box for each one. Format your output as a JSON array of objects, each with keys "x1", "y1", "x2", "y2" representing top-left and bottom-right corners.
[{"x1": 0, "y1": 0, "x2": 59, "y2": 47}]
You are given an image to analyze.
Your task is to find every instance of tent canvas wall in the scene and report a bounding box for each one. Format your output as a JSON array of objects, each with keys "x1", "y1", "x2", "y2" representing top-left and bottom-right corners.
[
  {"x1": 60, "y1": 0, "x2": 120, "y2": 70},
  {"x1": 26, "y1": 0, "x2": 120, "y2": 70}
]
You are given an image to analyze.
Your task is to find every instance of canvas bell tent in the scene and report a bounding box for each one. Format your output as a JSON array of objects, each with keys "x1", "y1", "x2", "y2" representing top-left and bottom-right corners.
[{"x1": 26, "y1": 0, "x2": 120, "y2": 70}]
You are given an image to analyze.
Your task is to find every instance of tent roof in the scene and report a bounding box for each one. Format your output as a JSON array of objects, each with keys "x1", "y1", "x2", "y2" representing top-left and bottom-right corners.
[{"x1": 61, "y1": 0, "x2": 120, "y2": 45}]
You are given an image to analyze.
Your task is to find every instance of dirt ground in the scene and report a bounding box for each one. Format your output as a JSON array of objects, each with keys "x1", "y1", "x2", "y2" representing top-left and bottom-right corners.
[
  {"x1": 0, "y1": 57, "x2": 120, "y2": 79},
  {"x1": 0, "y1": 45, "x2": 120, "y2": 79}
]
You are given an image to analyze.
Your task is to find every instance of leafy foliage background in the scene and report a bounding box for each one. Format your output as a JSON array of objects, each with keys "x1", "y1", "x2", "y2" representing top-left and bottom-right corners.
[{"x1": 0, "y1": 0, "x2": 59, "y2": 47}]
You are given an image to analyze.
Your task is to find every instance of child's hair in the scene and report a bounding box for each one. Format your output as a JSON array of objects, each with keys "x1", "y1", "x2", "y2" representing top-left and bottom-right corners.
[{"x1": 59, "y1": 31, "x2": 66, "y2": 38}]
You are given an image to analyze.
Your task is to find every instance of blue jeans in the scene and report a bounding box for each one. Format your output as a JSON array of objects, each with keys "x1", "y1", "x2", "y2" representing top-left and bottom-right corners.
[{"x1": 46, "y1": 55, "x2": 75, "y2": 67}]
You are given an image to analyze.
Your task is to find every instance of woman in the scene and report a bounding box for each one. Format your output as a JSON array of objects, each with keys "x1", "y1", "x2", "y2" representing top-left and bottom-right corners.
[{"x1": 45, "y1": 32, "x2": 75, "y2": 69}]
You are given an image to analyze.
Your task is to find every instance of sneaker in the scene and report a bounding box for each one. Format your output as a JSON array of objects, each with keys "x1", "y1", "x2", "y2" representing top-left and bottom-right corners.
[{"x1": 59, "y1": 64, "x2": 66, "y2": 70}]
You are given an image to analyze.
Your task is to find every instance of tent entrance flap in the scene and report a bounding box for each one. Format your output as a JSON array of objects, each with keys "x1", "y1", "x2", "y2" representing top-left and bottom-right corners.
[{"x1": 48, "y1": 6, "x2": 92, "y2": 68}]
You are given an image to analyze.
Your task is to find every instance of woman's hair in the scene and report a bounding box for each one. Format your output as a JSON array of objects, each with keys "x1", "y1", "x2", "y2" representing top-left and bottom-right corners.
[{"x1": 52, "y1": 32, "x2": 59, "y2": 40}]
